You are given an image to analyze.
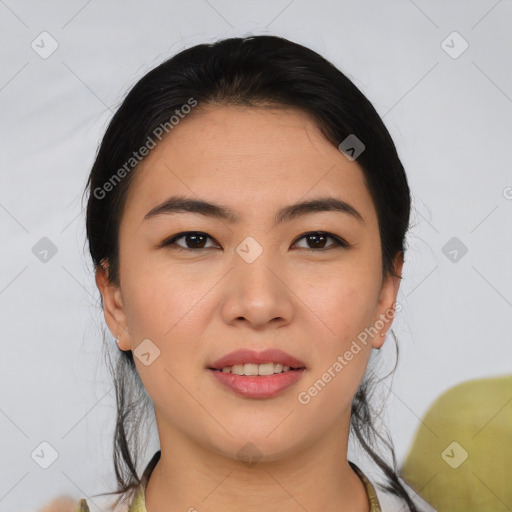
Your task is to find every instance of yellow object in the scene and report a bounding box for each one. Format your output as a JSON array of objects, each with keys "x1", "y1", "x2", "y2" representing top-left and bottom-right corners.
[
  {"x1": 401, "y1": 375, "x2": 512, "y2": 511},
  {"x1": 73, "y1": 498, "x2": 90, "y2": 512}
]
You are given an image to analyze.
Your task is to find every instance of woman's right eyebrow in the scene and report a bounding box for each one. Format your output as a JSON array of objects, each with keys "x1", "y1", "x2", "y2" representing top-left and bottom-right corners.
[{"x1": 142, "y1": 194, "x2": 365, "y2": 226}]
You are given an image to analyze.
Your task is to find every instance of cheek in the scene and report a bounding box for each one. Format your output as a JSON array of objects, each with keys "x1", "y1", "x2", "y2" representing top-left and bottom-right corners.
[
  {"x1": 296, "y1": 282, "x2": 377, "y2": 418},
  {"x1": 121, "y1": 267, "x2": 210, "y2": 415},
  {"x1": 121, "y1": 262, "x2": 207, "y2": 354},
  {"x1": 308, "y1": 262, "x2": 381, "y2": 340},
  {"x1": 301, "y1": 263, "x2": 381, "y2": 397}
]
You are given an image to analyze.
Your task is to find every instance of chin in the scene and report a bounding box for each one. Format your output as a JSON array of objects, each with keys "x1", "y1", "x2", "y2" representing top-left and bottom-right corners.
[{"x1": 205, "y1": 428, "x2": 306, "y2": 466}]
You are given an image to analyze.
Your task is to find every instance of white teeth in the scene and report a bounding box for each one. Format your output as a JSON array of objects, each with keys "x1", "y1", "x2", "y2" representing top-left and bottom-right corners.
[
  {"x1": 231, "y1": 364, "x2": 245, "y2": 375},
  {"x1": 258, "y1": 363, "x2": 275, "y2": 376},
  {"x1": 219, "y1": 362, "x2": 297, "y2": 375}
]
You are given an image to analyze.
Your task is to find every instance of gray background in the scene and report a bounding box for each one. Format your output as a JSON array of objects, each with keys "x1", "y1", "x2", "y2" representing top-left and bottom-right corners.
[{"x1": 1, "y1": 0, "x2": 511, "y2": 510}]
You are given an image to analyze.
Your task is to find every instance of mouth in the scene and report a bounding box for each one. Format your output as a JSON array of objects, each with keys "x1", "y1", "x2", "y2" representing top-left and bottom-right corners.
[
  {"x1": 208, "y1": 362, "x2": 305, "y2": 375},
  {"x1": 208, "y1": 348, "x2": 306, "y2": 372},
  {"x1": 207, "y1": 348, "x2": 307, "y2": 399}
]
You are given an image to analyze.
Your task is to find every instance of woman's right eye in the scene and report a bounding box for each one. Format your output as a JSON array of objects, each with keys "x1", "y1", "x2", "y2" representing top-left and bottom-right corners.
[{"x1": 161, "y1": 232, "x2": 219, "y2": 251}]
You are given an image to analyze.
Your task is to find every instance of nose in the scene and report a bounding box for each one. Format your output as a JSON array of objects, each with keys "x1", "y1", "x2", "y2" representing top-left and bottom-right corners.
[{"x1": 220, "y1": 248, "x2": 294, "y2": 330}]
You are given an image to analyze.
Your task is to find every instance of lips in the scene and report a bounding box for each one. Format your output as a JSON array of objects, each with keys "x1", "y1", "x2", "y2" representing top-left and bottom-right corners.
[{"x1": 208, "y1": 348, "x2": 306, "y2": 370}]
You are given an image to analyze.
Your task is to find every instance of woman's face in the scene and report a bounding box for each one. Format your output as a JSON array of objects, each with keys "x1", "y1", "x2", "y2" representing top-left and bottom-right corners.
[{"x1": 97, "y1": 105, "x2": 402, "y2": 462}]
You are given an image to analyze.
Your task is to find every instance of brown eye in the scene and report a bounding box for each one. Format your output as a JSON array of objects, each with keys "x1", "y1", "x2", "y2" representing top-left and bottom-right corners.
[
  {"x1": 160, "y1": 230, "x2": 348, "y2": 252},
  {"x1": 162, "y1": 232, "x2": 219, "y2": 251},
  {"x1": 292, "y1": 232, "x2": 348, "y2": 250}
]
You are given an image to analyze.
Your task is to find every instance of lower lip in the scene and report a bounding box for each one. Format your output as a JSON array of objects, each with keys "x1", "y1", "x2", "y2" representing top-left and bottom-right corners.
[{"x1": 208, "y1": 368, "x2": 306, "y2": 399}]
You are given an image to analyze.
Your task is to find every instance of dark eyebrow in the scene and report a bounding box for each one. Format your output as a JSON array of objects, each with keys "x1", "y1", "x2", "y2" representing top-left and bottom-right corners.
[{"x1": 143, "y1": 195, "x2": 364, "y2": 225}]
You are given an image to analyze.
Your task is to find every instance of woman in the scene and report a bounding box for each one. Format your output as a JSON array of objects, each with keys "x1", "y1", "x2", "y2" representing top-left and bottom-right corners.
[{"x1": 75, "y1": 35, "x2": 436, "y2": 512}]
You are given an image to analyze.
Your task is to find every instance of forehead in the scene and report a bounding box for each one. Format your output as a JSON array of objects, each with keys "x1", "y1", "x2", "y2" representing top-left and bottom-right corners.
[{"x1": 122, "y1": 105, "x2": 377, "y2": 226}]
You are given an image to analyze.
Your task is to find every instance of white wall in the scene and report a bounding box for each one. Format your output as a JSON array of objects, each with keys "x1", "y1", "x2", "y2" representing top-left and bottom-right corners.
[{"x1": 1, "y1": 1, "x2": 511, "y2": 510}]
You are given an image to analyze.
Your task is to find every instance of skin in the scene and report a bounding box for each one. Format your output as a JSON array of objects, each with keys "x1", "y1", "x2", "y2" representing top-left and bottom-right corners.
[{"x1": 96, "y1": 105, "x2": 403, "y2": 512}]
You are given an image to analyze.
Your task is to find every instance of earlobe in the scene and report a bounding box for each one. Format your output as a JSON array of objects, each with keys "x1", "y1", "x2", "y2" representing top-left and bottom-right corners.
[{"x1": 95, "y1": 262, "x2": 130, "y2": 350}]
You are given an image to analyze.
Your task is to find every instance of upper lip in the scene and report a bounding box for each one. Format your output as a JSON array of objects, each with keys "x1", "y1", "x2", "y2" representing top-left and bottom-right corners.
[{"x1": 208, "y1": 348, "x2": 306, "y2": 370}]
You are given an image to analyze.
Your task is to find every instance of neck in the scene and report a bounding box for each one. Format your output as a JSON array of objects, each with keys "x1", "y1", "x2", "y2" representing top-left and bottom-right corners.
[{"x1": 144, "y1": 411, "x2": 370, "y2": 512}]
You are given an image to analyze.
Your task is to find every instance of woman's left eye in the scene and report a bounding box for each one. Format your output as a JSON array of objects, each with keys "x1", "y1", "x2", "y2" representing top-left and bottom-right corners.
[
  {"x1": 160, "y1": 231, "x2": 348, "y2": 252},
  {"x1": 292, "y1": 232, "x2": 349, "y2": 250}
]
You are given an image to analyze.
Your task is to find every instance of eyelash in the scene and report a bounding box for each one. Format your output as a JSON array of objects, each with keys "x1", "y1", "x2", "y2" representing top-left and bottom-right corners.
[{"x1": 159, "y1": 231, "x2": 349, "y2": 252}]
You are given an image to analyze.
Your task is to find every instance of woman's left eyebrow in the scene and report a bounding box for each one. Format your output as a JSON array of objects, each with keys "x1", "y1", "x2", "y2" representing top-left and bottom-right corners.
[{"x1": 142, "y1": 194, "x2": 365, "y2": 225}]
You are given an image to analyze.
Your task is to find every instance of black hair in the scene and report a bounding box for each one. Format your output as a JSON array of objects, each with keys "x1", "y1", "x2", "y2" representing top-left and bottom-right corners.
[{"x1": 83, "y1": 35, "x2": 416, "y2": 510}]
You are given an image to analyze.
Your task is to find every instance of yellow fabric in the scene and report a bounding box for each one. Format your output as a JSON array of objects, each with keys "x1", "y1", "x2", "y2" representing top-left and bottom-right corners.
[
  {"x1": 74, "y1": 455, "x2": 382, "y2": 511},
  {"x1": 401, "y1": 375, "x2": 512, "y2": 511}
]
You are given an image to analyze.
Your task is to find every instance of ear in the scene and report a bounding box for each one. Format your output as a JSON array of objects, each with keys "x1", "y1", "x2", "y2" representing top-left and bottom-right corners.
[
  {"x1": 95, "y1": 261, "x2": 131, "y2": 351},
  {"x1": 372, "y1": 251, "x2": 404, "y2": 349}
]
